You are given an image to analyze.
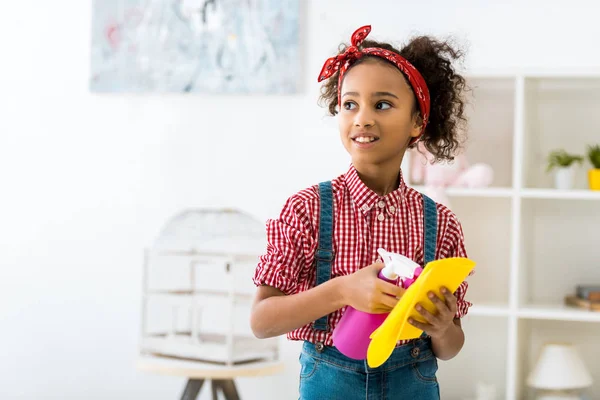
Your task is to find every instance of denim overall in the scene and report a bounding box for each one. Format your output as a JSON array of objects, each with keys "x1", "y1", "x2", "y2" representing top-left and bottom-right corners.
[{"x1": 298, "y1": 181, "x2": 440, "y2": 400}]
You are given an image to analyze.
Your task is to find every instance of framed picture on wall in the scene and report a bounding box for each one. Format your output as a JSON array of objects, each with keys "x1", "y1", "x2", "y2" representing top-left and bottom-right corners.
[{"x1": 90, "y1": 0, "x2": 300, "y2": 94}]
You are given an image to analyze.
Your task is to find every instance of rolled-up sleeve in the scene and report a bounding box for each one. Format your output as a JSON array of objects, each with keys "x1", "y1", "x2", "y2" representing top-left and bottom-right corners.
[
  {"x1": 252, "y1": 195, "x2": 315, "y2": 295},
  {"x1": 438, "y1": 209, "x2": 473, "y2": 319}
]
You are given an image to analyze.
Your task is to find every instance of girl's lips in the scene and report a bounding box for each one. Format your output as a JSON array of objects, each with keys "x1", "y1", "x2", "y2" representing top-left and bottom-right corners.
[{"x1": 352, "y1": 137, "x2": 380, "y2": 149}]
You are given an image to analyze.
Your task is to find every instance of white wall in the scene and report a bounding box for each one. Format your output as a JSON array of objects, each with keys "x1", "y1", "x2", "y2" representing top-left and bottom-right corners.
[{"x1": 0, "y1": 0, "x2": 598, "y2": 399}]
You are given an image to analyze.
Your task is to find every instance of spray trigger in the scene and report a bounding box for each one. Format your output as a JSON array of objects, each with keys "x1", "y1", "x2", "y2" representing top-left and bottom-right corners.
[{"x1": 377, "y1": 248, "x2": 421, "y2": 282}]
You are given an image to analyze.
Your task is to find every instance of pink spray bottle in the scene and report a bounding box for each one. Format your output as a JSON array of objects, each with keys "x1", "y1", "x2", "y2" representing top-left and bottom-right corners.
[{"x1": 332, "y1": 248, "x2": 423, "y2": 360}]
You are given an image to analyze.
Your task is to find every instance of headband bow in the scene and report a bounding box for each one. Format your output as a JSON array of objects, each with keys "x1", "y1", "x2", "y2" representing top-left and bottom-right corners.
[{"x1": 318, "y1": 25, "x2": 430, "y2": 144}]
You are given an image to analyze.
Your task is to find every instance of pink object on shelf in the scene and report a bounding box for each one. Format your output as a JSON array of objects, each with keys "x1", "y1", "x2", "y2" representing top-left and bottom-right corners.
[{"x1": 409, "y1": 142, "x2": 494, "y2": 208}]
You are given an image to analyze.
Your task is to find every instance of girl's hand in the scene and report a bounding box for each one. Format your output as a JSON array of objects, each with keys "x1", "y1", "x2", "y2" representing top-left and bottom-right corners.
[
  {"x1": 340, "y1": 262, "x2": 405, "y2": 314},
  {"x1": 408, "y1": 286, "x2": 457, "y2": 338}
]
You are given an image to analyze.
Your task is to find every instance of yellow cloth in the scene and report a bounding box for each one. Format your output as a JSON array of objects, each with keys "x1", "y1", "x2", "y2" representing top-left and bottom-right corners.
[{"x1": 367, "y1": 257, "x2": 476, "y2": 368}]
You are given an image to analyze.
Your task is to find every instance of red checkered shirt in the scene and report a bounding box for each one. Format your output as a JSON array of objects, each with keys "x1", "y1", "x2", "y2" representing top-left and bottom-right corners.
[{"x1": 253, "y1": 165, "x2": 472, "y2": 346}]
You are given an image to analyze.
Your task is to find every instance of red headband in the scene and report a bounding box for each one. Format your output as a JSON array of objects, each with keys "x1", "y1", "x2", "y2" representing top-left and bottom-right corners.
[{"x1": 318, "y1": 25, "x2": 430, "y2": 144}]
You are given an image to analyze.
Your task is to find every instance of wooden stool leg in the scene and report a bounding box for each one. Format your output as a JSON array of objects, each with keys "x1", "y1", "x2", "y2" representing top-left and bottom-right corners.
[
  {"x1": 213, "y1": 379, "x2": 240, "y2": 400},
  {"x1": 211, "y1": 379, "x2": 220, "y2": 400},
  {"x1": 180, "y1": 379, "x2": 204, "y2": 400}
]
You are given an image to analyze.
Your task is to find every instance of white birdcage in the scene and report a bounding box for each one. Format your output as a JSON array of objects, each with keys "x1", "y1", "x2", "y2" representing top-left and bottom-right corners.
[{"x1": 139, "y1": 208, "x2": 279, "y2": 366}]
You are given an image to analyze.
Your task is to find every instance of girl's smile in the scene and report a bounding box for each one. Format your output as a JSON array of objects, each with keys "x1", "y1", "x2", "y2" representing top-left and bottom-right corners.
[{"x1": 351, "y1": 132, "x2": 380, "y2": 149}]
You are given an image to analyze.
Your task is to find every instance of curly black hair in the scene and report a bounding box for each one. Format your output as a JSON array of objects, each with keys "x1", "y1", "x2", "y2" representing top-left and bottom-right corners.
[{"x1": 318, "y1": 36, "x2": 469, "y2": 163}]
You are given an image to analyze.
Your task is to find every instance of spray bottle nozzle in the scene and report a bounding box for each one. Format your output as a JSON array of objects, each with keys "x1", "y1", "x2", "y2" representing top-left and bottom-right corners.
[{"x1": 377, "y1": 248, "x2": 421, "y2": 281}]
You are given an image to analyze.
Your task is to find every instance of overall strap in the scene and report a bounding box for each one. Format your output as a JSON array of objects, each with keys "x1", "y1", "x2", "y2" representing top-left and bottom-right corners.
[
  {"x1": 312, "y1": 181, "x2": 334, "y2": 332},
  {"x1": 420, "y1": 193, "x2": 439, "y2": 340},
  {"x1": 421, "y1": 193, "x2": 438, "y2": 266}
]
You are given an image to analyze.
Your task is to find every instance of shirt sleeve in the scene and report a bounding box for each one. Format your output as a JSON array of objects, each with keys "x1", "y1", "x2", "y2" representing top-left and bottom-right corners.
[
  {"x1": 252, "y1": 195, "x2": 316, "y2": 295},
  {"x1": 437, "y1": 209, "x2": 473, "y2": 319}
]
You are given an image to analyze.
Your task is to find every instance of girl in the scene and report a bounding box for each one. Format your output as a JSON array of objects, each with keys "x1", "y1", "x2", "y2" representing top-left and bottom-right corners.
[{"x1": 250, "y1": 25, "x2": 472, "y2": 399}]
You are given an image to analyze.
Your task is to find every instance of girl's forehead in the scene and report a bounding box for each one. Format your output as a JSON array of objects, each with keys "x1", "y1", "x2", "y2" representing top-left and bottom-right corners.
[{"x1": 341, "y1": 61, "x2": 411, "y2": 93}]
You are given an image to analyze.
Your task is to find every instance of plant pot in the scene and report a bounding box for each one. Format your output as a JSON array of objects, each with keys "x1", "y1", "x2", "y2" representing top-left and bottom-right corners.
[
  {"x1": 589, "y1": 168, "x2": 600, "y2": 191},
  {"x1": 554, "y1": 167, "x2": 574, "y2": 190}
]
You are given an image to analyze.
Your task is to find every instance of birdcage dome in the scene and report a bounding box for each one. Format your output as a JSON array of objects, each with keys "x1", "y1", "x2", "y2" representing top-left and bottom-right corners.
[{"x1": 151, "y1": 208, "x2": 266, "y2": 257}]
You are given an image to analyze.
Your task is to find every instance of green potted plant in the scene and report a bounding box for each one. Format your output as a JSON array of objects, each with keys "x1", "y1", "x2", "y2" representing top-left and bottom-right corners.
[
  {"x1": 546, "y1": 149, "x2": 583, "y2": 190},
  {"x1": 587, "y1": 144, "x2": 600, "y2": 191}
]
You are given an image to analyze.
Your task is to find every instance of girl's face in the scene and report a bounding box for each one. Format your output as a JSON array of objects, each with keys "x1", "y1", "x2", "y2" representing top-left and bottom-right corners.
[{"x1": 338, "y1": 59, "x2": 421, "y2": 169}]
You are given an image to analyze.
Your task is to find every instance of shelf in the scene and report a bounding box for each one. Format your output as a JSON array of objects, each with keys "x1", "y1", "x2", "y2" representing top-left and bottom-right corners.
[
  {"x1": 518, "y1": 304, "x2": 600, "y2": 322},
  {"x1": 468, "y1": 303, "x2": 511, "y2": 317},
  {"x1": 408, "y1": 187, "x2": 600, "y2": 200},
  {"x1": 409, "y1": 185, "x2": 513, "y2": 198},
  {"x1": 521, "y1": 188, "x2": 600, "y2": 200},
  {"x1": 404, "y1": 71, "x2": 600, "y2": 400},
  {"x1": 464, "y1": 304, "x2": 600, "y2": 322},
  {"x1": 139, "y1": 332, "x2": 278, "y2": 365},
  {"x1": 522, "y1": 76, "x2": 600, "y2": 190}
]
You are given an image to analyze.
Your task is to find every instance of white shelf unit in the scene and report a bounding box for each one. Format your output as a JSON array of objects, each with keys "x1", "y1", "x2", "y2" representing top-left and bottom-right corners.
[{"x1": 407, "y1": 70, "x2": 600, "y2": 400}]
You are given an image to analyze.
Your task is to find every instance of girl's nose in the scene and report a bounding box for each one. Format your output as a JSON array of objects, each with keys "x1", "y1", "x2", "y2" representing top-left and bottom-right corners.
[{"x1": 354, "y1": 110, "x2": 375, "y2": 128}]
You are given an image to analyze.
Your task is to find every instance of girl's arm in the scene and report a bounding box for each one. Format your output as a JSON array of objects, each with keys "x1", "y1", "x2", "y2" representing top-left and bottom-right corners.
[
  {"x1": 419, "y1": 209, "x2": 471, "y2": 360},
  {"x1": 250, "y1": 263, "x2": 405, "y2": 339},
  {"x1": 430, "y1": 318, "x2": 464, "y2": 361},
  {"x1": 250, "y1": 280, "x2": 345, "y2": 339}
]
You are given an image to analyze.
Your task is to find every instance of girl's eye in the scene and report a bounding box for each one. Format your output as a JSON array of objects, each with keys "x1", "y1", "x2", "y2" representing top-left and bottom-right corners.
[
  {"x1": 376, "y1": 101, "x2": 392, "y2": 110},
  {"x1": 343, "y1": 101, "x2": 357, "y2": 110}
]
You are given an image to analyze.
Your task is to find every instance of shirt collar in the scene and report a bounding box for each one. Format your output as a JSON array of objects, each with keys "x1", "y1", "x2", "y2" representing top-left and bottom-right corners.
[{"x1": 343, "y1": 164, "x2": 406, "y2": 215}]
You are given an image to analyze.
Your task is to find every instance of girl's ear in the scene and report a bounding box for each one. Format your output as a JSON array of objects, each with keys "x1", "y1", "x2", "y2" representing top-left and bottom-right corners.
[{"x1": 410, "y1": 113, "x2": 423, "y2": 139}]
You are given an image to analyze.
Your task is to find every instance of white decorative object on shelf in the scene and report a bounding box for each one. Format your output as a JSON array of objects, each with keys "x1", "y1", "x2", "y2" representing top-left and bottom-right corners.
[
  {"x1": 527, "y1": 342, "x2": 592, "y2": 400},
  {"x1": 553, "y1": 166, "x2": 575, "y2": 190},
  {"x1": 139, "y1": 208, "x2": 278, "y2": 367},
  {"x1": 546, "y1": 149, "x2": 584, "y2": 191}
]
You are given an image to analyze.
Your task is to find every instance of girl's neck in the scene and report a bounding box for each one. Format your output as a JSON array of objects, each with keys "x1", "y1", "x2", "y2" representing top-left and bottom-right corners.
[{"x1": 354, "y1": 161, "x2": 402, "y2": 197}]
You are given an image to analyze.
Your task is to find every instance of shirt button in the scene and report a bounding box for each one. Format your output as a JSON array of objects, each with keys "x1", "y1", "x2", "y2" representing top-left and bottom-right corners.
[
  {"x1": 378, "y1": 200, "x2": 385, "y2": 208},
  {"x1": 389, "y1": 206, "x2": 396, "y2": 214},
  {"x1": 377, "y1": 213, "x2": 385, "y2": 221}
]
